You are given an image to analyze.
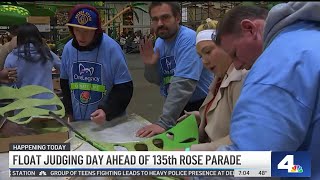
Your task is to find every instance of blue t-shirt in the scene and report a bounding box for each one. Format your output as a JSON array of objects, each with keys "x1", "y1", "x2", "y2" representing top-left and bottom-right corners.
[
  {"x1": 222, "y1": 21, "x2": 320, "y2": 180},
  {"x1": 60, "y1": 33, "x2": 132, "y2": 121},
  {"x1": 154, "y1": 26, "x2": 213, "y2": 102},
  {"x1": 4, "y1": 44, "x2": 61, "y2": 110}
]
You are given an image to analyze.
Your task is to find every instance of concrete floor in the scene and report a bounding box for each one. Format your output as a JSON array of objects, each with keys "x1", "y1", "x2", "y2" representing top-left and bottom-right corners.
[{"x1": 124, "y1": 53, "x2": 164, "y2": 123}]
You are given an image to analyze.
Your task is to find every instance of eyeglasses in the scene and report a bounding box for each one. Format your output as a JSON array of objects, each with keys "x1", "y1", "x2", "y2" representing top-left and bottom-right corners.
[{"x1": 151, "y1": 14, "x2": 173, "y2": 24}]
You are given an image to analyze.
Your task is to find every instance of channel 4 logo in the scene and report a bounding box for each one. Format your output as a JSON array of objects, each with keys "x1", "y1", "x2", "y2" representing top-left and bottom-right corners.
[{"x1": 271, "y1": 152, "x2": 311, "y2": 177}]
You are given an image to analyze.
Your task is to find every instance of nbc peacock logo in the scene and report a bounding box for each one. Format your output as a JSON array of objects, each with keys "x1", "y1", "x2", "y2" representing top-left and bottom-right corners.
[
  {"x1": 277, "y1": 154, "x2": 305, "y2": 174},
  {"x1": 290, "y1": 165, "x2": 303, "y2": 173}
]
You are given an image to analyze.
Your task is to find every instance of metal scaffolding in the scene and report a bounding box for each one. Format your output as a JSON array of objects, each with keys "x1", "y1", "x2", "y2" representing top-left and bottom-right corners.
[{"x1": 180, "y1": 1, "x2": 242, "y2": 29}]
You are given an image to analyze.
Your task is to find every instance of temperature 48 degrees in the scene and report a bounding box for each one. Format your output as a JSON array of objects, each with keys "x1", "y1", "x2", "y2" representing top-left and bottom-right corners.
[
  {"x1": 259, "y1": 171, "x2": 267, "y2": 175},
  {"x1": 153, "y1": 155, "x2": 177, "y2": 165}
]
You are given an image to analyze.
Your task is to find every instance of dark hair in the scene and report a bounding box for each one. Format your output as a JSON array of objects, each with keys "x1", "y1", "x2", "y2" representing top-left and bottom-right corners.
[
  {"x1": 8, "y1": 25, "x2": 19, "y2": 37},
  {"x1": 149, "y1": 2, "x2": 181, "y2": 17},
  {"x1": 216, "y1": 5, "x2": 269, "y2": 45},
  {"x1": 17, "y1": 23, "x2": 53, "y2": 62}
]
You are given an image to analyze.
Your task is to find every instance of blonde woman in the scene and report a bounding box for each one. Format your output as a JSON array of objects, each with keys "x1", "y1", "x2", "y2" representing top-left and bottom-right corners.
[{"x1": 179, "y1": 19, "x2": 248, "y2": 151}]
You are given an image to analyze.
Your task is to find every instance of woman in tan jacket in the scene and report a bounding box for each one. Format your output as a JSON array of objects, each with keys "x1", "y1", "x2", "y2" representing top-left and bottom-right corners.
[{"x1": 180, "y1": 19, "x2": 248, "y2": 151}]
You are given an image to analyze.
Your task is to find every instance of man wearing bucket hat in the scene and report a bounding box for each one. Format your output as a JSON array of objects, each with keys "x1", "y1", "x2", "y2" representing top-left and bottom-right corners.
[{"x1": 60, "y1": 4, "x2": 133, "y2": 124}]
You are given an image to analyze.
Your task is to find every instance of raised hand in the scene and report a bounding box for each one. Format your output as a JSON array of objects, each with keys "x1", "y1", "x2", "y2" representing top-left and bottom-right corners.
[{"x1": 139, "y1": 37, "x2": 160, "y2": 65}]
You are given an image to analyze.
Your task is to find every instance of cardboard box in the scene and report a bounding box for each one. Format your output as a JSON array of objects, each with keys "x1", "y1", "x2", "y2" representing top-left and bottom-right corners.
[
  {"x1": 0, "y1": 118, "x2": 69, "y2": 153},
  {"x1": 27, "y1": 16, "x2": 50, "y2": 24},
  {"x1": 27, "y1": 16, "x2": 51, "y2": 32}
]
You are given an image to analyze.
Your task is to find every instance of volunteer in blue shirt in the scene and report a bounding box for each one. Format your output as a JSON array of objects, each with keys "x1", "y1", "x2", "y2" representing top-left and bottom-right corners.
[
  {"x1": 216, "y1": 3, "x2": 320, "y2": 179},
  {"x1": 60, "y1": 4, "x2": 133, "y2": 124},
  {"x1": 137, "y1": 2, "x2": 213, "y2": 137},
  {"x1": 4, "y1": 23, "x2": 61, "y2": 111}
]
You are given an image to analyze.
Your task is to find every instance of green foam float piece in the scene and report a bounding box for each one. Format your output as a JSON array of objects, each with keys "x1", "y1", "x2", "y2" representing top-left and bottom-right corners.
[
  {"x1": 0, "y1": 5, "x2": 30, "y2": 26},
  {"x1": 153, "y1": 114, "x2": 199, "y2": 150},
  {"x1": 0, "y1": 85, "x2": 65, "y2": 124},
  {"x1": 76, "y1": 115, "x2": 199, "y2": 151}
]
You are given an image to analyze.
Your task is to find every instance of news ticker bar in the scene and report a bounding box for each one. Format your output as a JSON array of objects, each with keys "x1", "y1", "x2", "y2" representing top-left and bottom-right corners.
[
  {"x1": 9, "y1": 150, "x2": 272, "y2": 177},
  {"x1": 8, "y1": 143, "x2": 311, "y2": 178},
  {"x1": 10, "y1": 169, "x2": 237, "y2": 177}
]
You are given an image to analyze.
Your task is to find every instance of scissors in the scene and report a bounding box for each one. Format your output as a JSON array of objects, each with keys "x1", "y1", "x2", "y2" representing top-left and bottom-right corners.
[{"x1": 48, "y1": 111, "x2": 106, "y2": 151}]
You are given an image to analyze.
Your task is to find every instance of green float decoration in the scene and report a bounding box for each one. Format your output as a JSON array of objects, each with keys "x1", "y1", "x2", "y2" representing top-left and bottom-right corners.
[
  {"x1": 75, "y1": 115, "x2": 199, "y2": 151},
  {"x1": 0, "y1": 84, "x2": 198, "y2": 151},
  {"x1": 103, "y1": 2, "x2": 148, "y2": 27},
  {"x1": 0, "y1": 85, "x2": 65, "y2": 124},
  {"x1": 0, "y1": 5, "x2": 30, "y2": 25},
  {"x1": 20, "y1": 4, "x2": 57, "y2": 17}
]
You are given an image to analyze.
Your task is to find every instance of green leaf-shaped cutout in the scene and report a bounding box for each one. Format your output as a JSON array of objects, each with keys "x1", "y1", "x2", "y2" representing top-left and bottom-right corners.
[{"x1": 0, "y1": 85, "x2": 65, "y2": 124}]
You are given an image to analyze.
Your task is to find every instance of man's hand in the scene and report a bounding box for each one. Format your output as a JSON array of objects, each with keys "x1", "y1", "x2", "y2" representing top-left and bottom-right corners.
[
  {"x1": 139, "y1": 37, "x2": 160, "y2": 65},
  {"x1": 90, "y1": 109, "x2": 106, "y2": 125},
  {"x1": 0, "y1": 68, "x2": 17, "y2": 83},
  {"x1": 136, "y1": 124, "x2": 165, "y2": 138}
]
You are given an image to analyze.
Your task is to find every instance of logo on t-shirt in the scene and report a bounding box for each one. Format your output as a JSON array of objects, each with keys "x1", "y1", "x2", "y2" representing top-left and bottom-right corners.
[
  {"x1": 80, "y1": 91, "x2": 91, "y2": 103},
  {"x1": 79, "y1": 63, "x2": 94, "y2": 76},
  {"x1": 71, "y1": 61, "x2": 106, "y2": 104},
  {"x1": 160, "y1": 56, "x2": 176, "y2": 96}
]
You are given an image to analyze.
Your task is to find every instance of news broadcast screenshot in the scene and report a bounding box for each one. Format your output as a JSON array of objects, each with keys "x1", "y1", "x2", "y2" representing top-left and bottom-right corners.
[{"x1": 0, "y1": 1, "x2": 319, "y2": 180}]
